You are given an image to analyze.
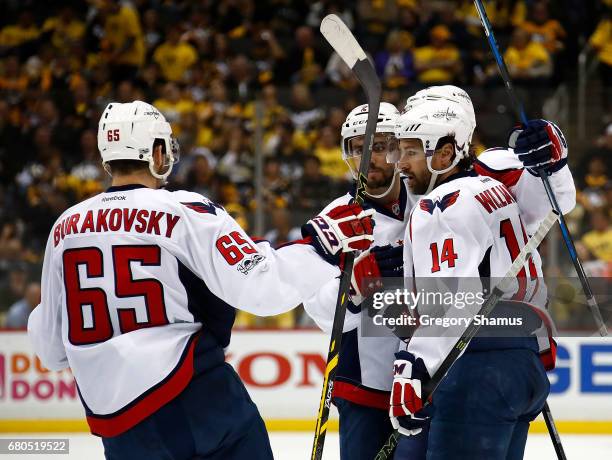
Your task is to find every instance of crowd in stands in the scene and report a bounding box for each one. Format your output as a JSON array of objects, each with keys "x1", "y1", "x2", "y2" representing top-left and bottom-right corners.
[{"x1": 0, "y1": 0, "x2": 610, "y2": 329}]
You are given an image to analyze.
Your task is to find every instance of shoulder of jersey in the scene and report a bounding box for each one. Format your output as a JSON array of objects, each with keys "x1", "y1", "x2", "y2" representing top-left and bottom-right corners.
[
  {"x1": 416, "y1": 175, "x2": 501, "y2": 216},
  {"x1": 474, "y1": 148, "x2": 522, "y2": 172},
  {"x1": 162, "y1": 189, "x2": 227, "y2": 217}
]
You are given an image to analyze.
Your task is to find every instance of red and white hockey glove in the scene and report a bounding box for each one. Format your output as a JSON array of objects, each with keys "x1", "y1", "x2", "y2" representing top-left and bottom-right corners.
[
  {"x1": 390, "y1": 351, "x2": 430, "y2": 436},
  {"x1": 508, "y1": 119, "x2": 568, "y2": 175},
  {"x1": 302, "y1": 203, "x2": 375, "y2": 265},
  {"x1": 350, "y1": 244, "x2": 404, "y2": 305}
]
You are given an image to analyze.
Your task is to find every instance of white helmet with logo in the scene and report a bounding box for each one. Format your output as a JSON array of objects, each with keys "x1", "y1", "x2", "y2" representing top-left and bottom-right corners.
[
  {"x1": 404, "y1": 85, "x2": 476, "y2": 141},
  {"x1": 97, "y1": 101, "x2": 180, "y2": 181},
  {"x1": 340, "y1": 102, "x2": 399, "y2": 198},
  {"x1": 394, "y1": 99, "x2": 473, "y2": 194},
  {"x1": 341, "y1": 102, "x2": 399, "y2": 162}
]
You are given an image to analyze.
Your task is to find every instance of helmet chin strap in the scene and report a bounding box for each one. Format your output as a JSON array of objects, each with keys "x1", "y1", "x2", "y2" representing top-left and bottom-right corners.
[
  {"x1": 424, "y1": 154, "x2": 461, "y2": 195},
  {"x1": 366, "y1": 169, "x2": 400, "y2": 200}
]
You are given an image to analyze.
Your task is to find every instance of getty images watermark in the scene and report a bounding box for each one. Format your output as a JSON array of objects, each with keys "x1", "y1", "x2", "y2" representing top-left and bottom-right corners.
[{"x1": 360, "y1": 277, "x2": 612, "y2": 338}]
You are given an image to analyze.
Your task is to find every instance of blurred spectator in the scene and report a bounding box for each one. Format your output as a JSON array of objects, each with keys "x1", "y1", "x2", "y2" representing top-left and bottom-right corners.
[
  {"x1": 503, "y1": 28, "x2": 552, "y2": 83},
  {"x1": 279, "y1": 26, "x2": 327, "y2": 85},
  {"x1": 578, "y1": 154, "x2": 609, "y2": 214},
  {"x1": 314, "y1": 126, "x2": 346, "y2": 180},
  {"x1": 262, "y1": 157, "x2": 291, "y2": 210},
  {"x1": 519, "y1": 1, "x2": 566, "y2": 56},
  {"x1": 0, "y1": 55, "x2": 28, "y2": 101},
  {"x1": 41, "y1": 6, "x2": 85, "y2": 52},
  {"x1": 226, "y1": 54, "x2": 258, "y2": 102},
  {"x1": 588, "y1": 6, "x2": 612, "y2": 88},
  {"x1": 5, "y1": 281, "x2": 40, "y2": 329},
  {"x1": 248, "y1": 26, "x2": 285, "y2": 85},
  {"x1": 460, "y1": 0, "x2": 521, "y2": 35},
  {"x1": 181, "y1": 8, "x2": 213, "y2": 55},
  {"x1": 68, "y1": 129, "x2": 107, "y2": 200},
  {"x1": 294, "y1": 155, "x2": 333, "y2": 213},
  {"x1": 182, "y1": 150, "x2": 220, "y2": 201},
  {"x1": 414, "y1": 25, "x2": 462, "y2": 84},
  {"x1": 142, "y1": 9, "x2": 163, "y2": 58},
  {"x1": 0, "y1": 264, "x2": 27, "y2": 313},
  {"x1": 263, "y1": 208, "x2": 301, "y2": 247},
  {"x1": 243, "y1": 84, "x2": 286, "y2": 130},
  {"x1": 100, "y1": 0, "x2": 145, "y2": 82},
  {"x1": 0, "y1": 11, "x2": 40, "y2": 51},
  {"x1": 356, "y1": 0, "x2": 399, "y2": 52},
  {"x1": 375, "y1": 30, "x2": 415, "y2": 88},
  {"x1": 0, "y1": 222, "x2": 24, "y2": 264},
  {"x1": 153, "y1": 27, "x2": 198, "y2": 83},
  {"x1": 288, "y1": 83, "x2": 324, "y2": 131},
  {"x1": 581, "y1": 210, "x2": 612, "y2": 263},
  {"x1": 153, "y1": 82, "x2": 195, "y2": 126},
  {"x1": 218, "y1": 126, "x2": 254, "y2": 187}
]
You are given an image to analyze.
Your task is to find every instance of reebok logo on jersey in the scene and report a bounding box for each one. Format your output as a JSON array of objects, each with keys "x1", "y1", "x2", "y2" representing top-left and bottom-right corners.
[
  {"x1": 53, "y1": 208, "x2": 181, "y2": 246},
  {"x1": 101, "y1": 195, "x2": 126, "y2": 202},
  {"x1": 419, "y1": 191, "x2": 460, "y2": 214},
  {"x1": 474, "y1": 185, "x2": 516, "y2": 214},
  {"x1": 181, "y1": 201, "x2": 224, "y2": 215}
]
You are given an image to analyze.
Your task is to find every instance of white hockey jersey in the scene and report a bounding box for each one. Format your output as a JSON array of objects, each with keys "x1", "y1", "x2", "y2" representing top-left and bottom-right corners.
[
  {"x1": 28, "y1": 184, "x2": 339, "y2": 437},
  {"x1": 304, "y1": 183, "x2": 416, "y2": 407},
  {"x1": 303, "y1": 149, "x2": 573, "y2": 408},
  {"x1": 474, "y1": 148, "x2": 575, "y2": 234},
  {"x1": 403, "y1": 171, "x2": 556, "y2": 377}
]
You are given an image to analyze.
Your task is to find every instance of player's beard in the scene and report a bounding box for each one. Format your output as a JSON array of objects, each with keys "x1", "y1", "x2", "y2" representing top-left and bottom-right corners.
[
  {"x1": 404, "y1": 169, "x2": 432, "y2": 195},
  {"x1": 367, "y1": 165, "x2": 395, "y2": 194}
]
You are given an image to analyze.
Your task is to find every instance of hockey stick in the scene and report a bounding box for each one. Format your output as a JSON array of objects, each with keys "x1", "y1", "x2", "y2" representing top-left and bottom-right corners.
[
  {"x1": 473, "y1": 1, "x2": 594, "y2": 456},
  {"x1": 375, "y1": 209, "x2": 559, "y2": 460},
  {"x1": 310, "y1": 14, "x2": 381, "y2": 460},
  {"x1": 473, "y1": 0, "x2": 608, "y2": 338}
]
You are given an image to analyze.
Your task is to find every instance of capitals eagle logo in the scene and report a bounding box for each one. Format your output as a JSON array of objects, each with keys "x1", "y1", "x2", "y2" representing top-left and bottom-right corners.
[{"x1": 419, "y1": 191, "x2": 460, "y2": 214}]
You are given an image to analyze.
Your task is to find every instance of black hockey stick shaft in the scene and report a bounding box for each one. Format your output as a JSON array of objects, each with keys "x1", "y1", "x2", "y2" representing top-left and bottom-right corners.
[
  {"x1": 375, "y1": 209, "x2": 558, "y2": 460},
  {"x1": 311, "y1": 15, "x2": 381, "y2": 460},
  {"x1": 543, "y1": 402, "x2": 568, "y2": 460},
  {"x1": 473, "y1": 0, "x2": 608, "y2": 337}
]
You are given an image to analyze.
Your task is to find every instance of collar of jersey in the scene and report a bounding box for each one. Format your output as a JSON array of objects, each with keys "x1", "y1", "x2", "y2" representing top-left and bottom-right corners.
[
  {"x1": 436, "y1": 170, "x2": 477, "y2": 188},
  {"x1": 105, "y1": 184, "x2": 149, "y2": 193},
  {"x1": 348, "y1": 179, "x2": 408, "y2": 221}
]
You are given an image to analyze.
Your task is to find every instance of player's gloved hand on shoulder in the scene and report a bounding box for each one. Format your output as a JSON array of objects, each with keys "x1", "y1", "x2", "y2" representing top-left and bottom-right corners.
[
  {"x1": 350, "y1": 244, "x2": 404, "y2": 305},
  {"x1": 301, "y1": 203, "x2": 375, "y2": 266},
  {"x1": 508, "y1": 119, "x2": 568, "y2": 175},
  {"x1": 390, "y1": 350, "x2": 430, "y2": 436}
]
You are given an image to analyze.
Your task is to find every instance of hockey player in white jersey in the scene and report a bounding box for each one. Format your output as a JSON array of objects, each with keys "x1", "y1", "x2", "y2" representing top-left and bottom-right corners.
[
  {"x1": 388, "y1": 98, "x2": 568, "y2": 459},
  {"x1": 27, "y1": 101, "x2": 376, "y2": 460},
  {"x1": 303, "y1": 86, "x2": 575, "y2": 460},
  {"x1": 303, "y1": 102, "x2": 411, "y2": 460}
]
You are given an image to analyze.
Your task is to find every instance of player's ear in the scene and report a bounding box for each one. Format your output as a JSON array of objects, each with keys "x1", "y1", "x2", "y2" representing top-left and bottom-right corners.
[
  {"x1": 438, "y1": 142, "x2": 455, "y2": 168},
  {"x1": 153, "y1": 144, "x2": 163, "y2": 168}
]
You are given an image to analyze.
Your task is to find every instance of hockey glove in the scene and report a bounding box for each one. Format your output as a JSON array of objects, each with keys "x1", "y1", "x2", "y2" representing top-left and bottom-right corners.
[
  {"x1": 390, "y1": 350, "x2": 430, "y2": 436},
  {"x1": 350, "y1": 244, "x2": 404, "y2": 305},
  {"x1": 508, "y1": 119, "x2": 568, "y2": 175},
  {"x1": 302, "y1": 203, "x2": 375, "y2": 265}
]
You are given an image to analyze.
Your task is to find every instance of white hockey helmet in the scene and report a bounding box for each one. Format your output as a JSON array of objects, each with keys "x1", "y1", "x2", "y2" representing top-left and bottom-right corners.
[
  {"x1": 393, "y1": 99, "x2": 473, "y2": 194},
  {"x1": 404, "y1": 85, "x2": 476, "y2": 141},
  {"x1": 341, "y1": 102, "x2": 399, "y2": 162},
  {"x1": 340, "y1": 102, "x2": 400, "y2": 198},
  {"x1": 97, "y1": 101, "x2": 180, "y2": 181}
]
